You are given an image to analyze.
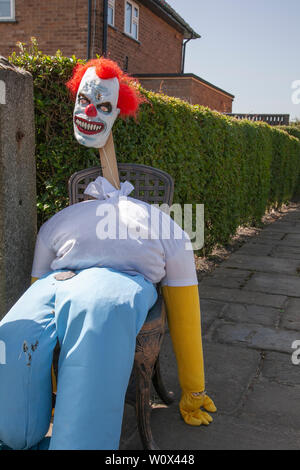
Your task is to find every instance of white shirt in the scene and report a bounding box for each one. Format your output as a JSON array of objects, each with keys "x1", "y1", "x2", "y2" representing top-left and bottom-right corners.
[{"x1": 31, "y1": 178, "x2": 198, "y2": 287}]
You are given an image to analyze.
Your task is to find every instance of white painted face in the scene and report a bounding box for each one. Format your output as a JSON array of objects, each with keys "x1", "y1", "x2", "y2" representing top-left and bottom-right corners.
[{"x1": 73, "y1": 67, "x2": 120, "y2": 148}]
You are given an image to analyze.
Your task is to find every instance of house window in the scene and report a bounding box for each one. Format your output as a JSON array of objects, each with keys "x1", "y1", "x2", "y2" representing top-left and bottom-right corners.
[
  {"x1": 125, "y1": 0, "x2": 139, "y2": 40},
  {"x1": 108, "y1": 0, "x2": 115, "y2": 27},
  {"x1": 0, "y1": 0, "x2": 14, "y2": 20}
]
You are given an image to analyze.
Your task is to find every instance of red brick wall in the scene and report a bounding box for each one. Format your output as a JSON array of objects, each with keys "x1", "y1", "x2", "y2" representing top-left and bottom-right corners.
[
  {"x1": 0, "y1": 0, "x2": 183, "y2": 75},
  {"x1": 0, "y1": 0, "x2": 89, "y2": 59},
  {"x1": 138, "y1": 77, "x2": 233, "y2": 113},
  {"x1": 191, "y1": 78, "x2": 233, "y2": 112},
  {"x1": 139, "y1": 77, "x2": 192, "y2": 103},
  {"x1": 104, "y1": 1, "x2": 184, "y2": 74}
]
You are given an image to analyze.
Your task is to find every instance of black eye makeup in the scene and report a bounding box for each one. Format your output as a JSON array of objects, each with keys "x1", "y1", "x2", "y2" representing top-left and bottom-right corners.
[
  {"x1": 78, "y1": 94, "x2": 90, "y2": 105},
  {"x1": 97, "y1": 102, "x2": 112, "y2": 113}
]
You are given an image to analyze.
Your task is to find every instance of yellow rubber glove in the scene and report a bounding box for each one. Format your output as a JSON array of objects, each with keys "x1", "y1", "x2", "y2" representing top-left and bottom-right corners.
[
  {"x1": 162, "y1": 285, "x2": 216, "y2": 426},
  {"x1": 179, "y1": 392, "x2": 216, "y2": 426},
  {"x1": 31, "y1": 277, "x2": 39, "y2": 285}
]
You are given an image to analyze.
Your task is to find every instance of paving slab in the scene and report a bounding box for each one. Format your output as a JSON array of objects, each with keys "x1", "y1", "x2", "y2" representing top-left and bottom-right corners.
[
  {"x1": 240, "y1": 379, "x2": 300, "y2": 430},
  {"x1": 281, "y1": 298, "x2": 300, "y2": 331},
  {"x1": 281, "y1": 233, "x2": 300, "y2": 245},
  {"x1": 261, "y1": 351, "x2": 300, "y2": 386},
  {"x1": 201, "y1": 341, "x2": 261, "y2": 413},
  {"x1": 222, "y1": 303, "x2": 280, "y2": 327},
  {"x1": 213, "y1": 321, "x2": 299, "y2": 354},
  {"x1": 270, "y1": 244, "x2": 300, "y2": 259},
  {"x1": 250, "y1": 233, "x2": 300, "y2": 248},
  {"x1": 247, "y1": 237, "x2": 281, "y2": 247},
  {"x1": 282, "y1": 216, "x2": 300, "y2": 224},
  {"x1": 238, "y1": 242, "x2": 274, "y2": 257},
  {"x1": 222, "y1": 253, "x2": 300, "y2": 275},
  {"x1": 256, "y1": 230, "x2": 287, "y2": 240},
  {"x1": 200, "y1": 268, "x2": 252, "y2": 289},
  {"x1": 199, "y1": 285, "x2": 287, "y2": 308},
  {"x1": 199, "y1": 299, "x2": 227, "y2": 333},
  {"x1": 245, "y1": 272, "x2": 300, "y2": 297},
  {"x1": 150, "y1": 409, "x2": 300, "y2": 450},
  {"x1": 263, "y1": 223, "x2": 300, "y2": 234}
]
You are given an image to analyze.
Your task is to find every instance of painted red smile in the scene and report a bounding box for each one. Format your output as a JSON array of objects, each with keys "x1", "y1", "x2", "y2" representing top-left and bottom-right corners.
[{"x1": 75, "y1": 116, "x2": 105, "y2": 135}]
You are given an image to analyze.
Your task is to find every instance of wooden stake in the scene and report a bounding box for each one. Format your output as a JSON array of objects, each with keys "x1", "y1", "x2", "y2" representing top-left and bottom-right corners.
[{"x1": 99, "y1": 131, "x2": 120, "y2": 189}]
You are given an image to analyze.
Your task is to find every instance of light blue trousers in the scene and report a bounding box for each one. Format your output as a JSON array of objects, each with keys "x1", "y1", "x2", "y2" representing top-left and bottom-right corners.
[{"x1": 0, "y1": 267, "x2": 157, "y2": 450}]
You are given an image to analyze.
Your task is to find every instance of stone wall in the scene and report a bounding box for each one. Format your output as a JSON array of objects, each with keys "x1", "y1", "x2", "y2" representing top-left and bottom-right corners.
[{"x1": 0, "y1": 58, "x2": 36, "y2": 320}]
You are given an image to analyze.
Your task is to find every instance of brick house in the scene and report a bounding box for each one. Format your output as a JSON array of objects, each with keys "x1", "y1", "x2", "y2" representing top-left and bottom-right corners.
[{"x1": 0, "y1": 0, "x2": 234, "y2": 112}]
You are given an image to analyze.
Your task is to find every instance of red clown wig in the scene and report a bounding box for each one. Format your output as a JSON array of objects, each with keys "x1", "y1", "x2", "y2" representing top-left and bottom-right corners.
[{"x1": 66, "y1": 58, "x2": 144, "y2": 118}]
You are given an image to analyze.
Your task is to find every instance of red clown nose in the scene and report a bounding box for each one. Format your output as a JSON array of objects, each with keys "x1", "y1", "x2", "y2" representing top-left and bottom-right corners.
[{"x1": 85, "y1": 104, "x2": 98, "y2": 117}]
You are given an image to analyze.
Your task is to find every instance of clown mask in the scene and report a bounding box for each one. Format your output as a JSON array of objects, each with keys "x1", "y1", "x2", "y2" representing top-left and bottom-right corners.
[{"x1": 73, "y1": 67, "x2": 120, "y2": 148}]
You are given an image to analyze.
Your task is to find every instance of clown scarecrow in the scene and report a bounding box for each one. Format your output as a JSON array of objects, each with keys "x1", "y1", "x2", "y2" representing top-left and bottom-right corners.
[{"x1": 0, "y1": 58, "x2": 216, "y2": 450}]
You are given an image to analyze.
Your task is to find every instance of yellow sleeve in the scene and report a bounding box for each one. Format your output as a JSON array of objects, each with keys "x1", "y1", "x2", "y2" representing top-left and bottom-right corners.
[
  {"x1": 162, "y1": 285, "x2": 216, "y2": 426},
  {"x1": 162, "y1": 285, "x2": 205, "y2": 393}
]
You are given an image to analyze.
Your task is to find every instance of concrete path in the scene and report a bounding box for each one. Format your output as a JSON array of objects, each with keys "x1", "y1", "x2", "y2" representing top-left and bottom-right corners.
[{"x1": 120, "y1": 205, "x2": 300, "y2": 450}]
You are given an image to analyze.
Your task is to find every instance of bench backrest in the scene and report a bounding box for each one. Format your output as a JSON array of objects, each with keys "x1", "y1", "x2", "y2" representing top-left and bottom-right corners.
[{"x1": 68, "y1": 163, "x2": 174, "y2": 206}]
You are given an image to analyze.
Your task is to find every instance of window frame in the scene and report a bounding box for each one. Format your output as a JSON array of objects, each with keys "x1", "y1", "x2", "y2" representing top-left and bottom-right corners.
[
  {"x1": 124, "y1": 0, "x2": 139, "y2": 41},
  {"x1": 0, "y1": 0, "x2": 15, "y2": 21},
  {"x1": 108, "y1": 0, "x2": 115, "y2": 27}
]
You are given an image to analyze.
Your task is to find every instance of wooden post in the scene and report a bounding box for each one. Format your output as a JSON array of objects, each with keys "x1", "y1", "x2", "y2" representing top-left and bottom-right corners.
[{"x1": 99, "y1": 131, "x2": 120, "y2": 189}]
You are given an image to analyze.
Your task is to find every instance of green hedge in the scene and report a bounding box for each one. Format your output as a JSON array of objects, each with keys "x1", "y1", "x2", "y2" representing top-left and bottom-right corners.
[
  {"x1": 279, "y1": 126, "x2": 300, "y2": 198},
  {"x1": 9, "y1": 41, "x2": 300, "y2": 252},
  {"x1": 279, "y1": 125, "x2": 300, "y2": 141}
]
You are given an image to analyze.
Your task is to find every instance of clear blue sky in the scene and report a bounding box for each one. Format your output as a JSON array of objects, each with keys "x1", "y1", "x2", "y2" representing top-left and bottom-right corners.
[{"x1": 168, "y1": 0, "x2": 300, "y2": 121}]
